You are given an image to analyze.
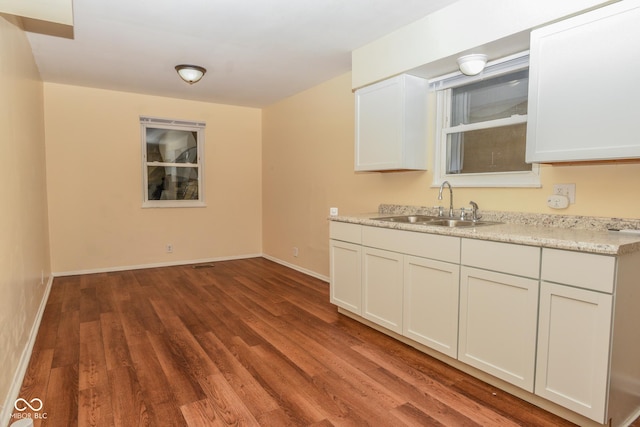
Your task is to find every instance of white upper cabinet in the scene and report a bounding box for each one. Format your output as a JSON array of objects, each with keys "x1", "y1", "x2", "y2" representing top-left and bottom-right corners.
[
  {"x1": 526, "y1": 0, "x2": 640, "y2": 163},
  {"x1": 355, "y1": 74, "x2": 428, "y2": 171}
]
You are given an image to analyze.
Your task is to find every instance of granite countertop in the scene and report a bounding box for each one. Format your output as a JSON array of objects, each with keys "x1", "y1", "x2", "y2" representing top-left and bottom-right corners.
[{"x1": 329, "y1": 205, "x2": 640, "y2": 256}]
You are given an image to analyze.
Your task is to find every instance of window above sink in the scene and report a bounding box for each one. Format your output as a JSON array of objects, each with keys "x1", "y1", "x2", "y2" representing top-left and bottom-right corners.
[{"x1": 430, "y1": 52, "x2": 541, "y2": 188}]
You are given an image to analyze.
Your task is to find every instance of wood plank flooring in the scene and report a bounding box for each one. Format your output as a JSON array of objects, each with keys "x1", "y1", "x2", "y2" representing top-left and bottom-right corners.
[{"x1": 10, "y1": 257, "x2": 631, "y2": 426}]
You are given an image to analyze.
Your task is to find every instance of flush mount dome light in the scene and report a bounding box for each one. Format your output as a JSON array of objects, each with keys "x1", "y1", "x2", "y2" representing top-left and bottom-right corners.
[
  {"x1": 457, "y1": 54, "x2": 488, "y2": 76},
  {"x1": 175, "y1": 64, "x2": 206, "y2": 84}
]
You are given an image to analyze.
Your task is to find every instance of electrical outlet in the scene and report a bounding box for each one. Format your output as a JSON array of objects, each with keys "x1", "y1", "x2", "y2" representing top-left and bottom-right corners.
[
  {"x1": 293, "y1": 247, "x2": 299, "y2": 257},
  {"x1": 166, "y1": 244, "x2": 173, "y2": 253},
  {"x1": 553, "y1": 184, "x2": 576, "y2": 204},
  {"x1": 329, "y1": 207, "x2": 338, "y2": 216}
]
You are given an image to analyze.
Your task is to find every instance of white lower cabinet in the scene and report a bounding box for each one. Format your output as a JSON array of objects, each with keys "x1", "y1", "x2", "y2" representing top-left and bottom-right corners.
[
  {"x1": 329, "y1": 239, "x2": 362, "y2": 314},
  {"x1": 360, "y1": 226, "x2": 461, "y2": 339},
  {"x1": 403, "y1": 255, "x2": 459, "y2": 358},
  {"x1": 536, "y1": 248, "x2": 618, "y2": 423},
  {"x1": 458, "y1": 239, "x2": 541, "y2": 391},
  {"x1": 329, "y1": 222, "x2": 640, "y2": 426},
  {"x1": 458, "y1": 266, "x2": 539, "y2": 391},
  {"x1": 362, "y1": 247, "x2": 404, "y2": 334},
  {"x1": 535, "y1": 281, "x2": 613, "y2": 423},
  {"x1": 329, "y1": 222, "x2": 363, "y2": 314}
]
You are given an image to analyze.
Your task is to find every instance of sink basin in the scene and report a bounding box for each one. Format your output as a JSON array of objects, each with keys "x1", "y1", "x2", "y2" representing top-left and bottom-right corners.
[
  {"x1": 374, "y1": 215, "x2": 440, "y2": 224},
  {"x1": 374, "y1": 215, "x2": 500, "y2": 228},
  {"x1": 427, "y1": 219, "x2": 498, "y2": 227}
]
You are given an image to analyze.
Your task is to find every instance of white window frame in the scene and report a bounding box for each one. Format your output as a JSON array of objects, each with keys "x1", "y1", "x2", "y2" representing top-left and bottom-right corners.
[
  {"x1": 430, "y1": 52, "x2": 540, "y2": 188},
  {"x1": 141, "y1": 116, "x2": 206, "y2": 208}
]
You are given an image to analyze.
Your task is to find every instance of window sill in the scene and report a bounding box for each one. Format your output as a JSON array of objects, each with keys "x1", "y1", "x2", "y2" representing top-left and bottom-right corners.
[
  {"x1": 432, "y1": 168, "x2": 541, "y2": 188},
  {"x1": 142, "y1": 200, "x2": 206, "y2": 209}
]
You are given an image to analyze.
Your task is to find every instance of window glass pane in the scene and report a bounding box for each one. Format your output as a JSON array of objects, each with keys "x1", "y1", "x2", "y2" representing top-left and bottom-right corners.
[
  {"x1": 451, "y1": 70, "x2": 528, "y2": 126},
  {"x1": 146, "y1": 128, "x2": 198, "y2": 163},
  {"x1": 446, "y1": 123, "x2": 531, "y2": 174},
  {"x1": 147, "y1": 166, "x2": 199, "y2": 200}
]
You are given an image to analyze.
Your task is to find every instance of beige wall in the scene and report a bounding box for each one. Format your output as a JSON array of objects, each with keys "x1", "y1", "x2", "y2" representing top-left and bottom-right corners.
[
  {"x1": 44, "y1": 84, "x2": 262, "y2": 273},
  {"x1": 0, "y1": 14, "x2": 50, "y2": 421},
  {"x1": 262, "y1": 72, "x2": 640, "y2": 278},
  {"x1": 262, "y1": 73, "x2": 440, "y2": 277}
]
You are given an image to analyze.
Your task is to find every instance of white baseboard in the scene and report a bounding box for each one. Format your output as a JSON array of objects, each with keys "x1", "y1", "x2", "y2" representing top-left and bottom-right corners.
[
  {"x1": 623, "y1": 408, "x2": 640, "y2": 427},
  {"x1": 262, "y1": 254, "x2": 329, "y2": 283},
  {"x1": 1, "y1": 275, "x2": 54, "y2": 427},
  {"x1": 52, "y1": 253, "x2": 263, "y2": 277},
  {"x1": 53, "y1": 254, "x2": 329, "y2": 284}
]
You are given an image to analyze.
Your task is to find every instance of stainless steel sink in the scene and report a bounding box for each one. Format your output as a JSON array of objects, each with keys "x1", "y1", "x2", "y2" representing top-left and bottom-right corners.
[
  {"x1": 374, "y1": 215, "x2": 440, "y2": 224},
  {"x1": 427, "y1": 219, "x2": 499, "y2": 227},
  {"x1": 374, "y1": 215, "x2": 500, "y2": 228}
]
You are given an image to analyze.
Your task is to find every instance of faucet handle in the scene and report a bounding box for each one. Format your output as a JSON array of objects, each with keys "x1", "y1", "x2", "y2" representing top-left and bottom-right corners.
[{"x1": 460, "y1": 207, "x2": 466, "y2": 220}]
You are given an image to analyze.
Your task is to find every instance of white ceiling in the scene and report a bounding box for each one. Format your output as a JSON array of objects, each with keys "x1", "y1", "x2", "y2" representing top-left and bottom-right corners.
[{"x1": 25, "y1": 0, "x2": 460, "y2": 108}]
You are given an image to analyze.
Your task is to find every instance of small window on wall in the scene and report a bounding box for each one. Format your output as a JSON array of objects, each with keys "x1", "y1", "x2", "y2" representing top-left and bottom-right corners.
[
  {"x1": 431, "y1": 53, "x2": 540, "y2": 187},
  {"x1": 141, "y1": 116, "x2": 205, "y2": 208}
]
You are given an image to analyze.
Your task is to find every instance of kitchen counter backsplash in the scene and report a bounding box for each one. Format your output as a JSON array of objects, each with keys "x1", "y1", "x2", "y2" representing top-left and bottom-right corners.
[{"x1": 378, "y1": 204, "x2": 640, "y2": 232}]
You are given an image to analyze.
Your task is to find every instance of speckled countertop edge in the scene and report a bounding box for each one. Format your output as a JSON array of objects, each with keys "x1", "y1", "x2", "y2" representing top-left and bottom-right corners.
[{"x1": 329, "y1": 204, "x2": 640, "y2": 256}]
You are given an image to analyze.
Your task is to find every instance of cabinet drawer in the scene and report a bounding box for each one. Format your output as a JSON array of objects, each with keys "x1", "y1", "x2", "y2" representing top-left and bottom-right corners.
[
  {"x1": 362, "y1": 226, "x2": 460, "y2": 263},
  {"x1": 541, "y1": 249, "x2": 616, "y2": 293},
  {"x1": 329, "y1": 221, "x2": 361, "y2": 244},
  {"x1": 462, "y1": 239, "x2": 540, "y2": 278}
]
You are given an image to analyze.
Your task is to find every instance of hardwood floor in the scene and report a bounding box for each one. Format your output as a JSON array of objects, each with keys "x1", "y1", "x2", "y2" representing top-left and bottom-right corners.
[{"x1": 10, "y1": 257, "x2": 624, "y2": 426}]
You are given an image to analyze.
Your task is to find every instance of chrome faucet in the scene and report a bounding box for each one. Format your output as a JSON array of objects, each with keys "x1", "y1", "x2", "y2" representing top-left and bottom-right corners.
[
  {"x1": 438, "y1": 181, "x2": 454, "y2": 217},
  {"x1": 469, "y1": 201, "x2": 481, "y2": 221}
]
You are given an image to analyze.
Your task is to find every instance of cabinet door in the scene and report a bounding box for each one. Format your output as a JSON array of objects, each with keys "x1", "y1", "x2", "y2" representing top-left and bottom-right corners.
[
  {"x1": 355, "y1": 74, "x2": 427, "y2": 171},
  {"x1": 535, "y1": 282, "x2": 613, "y2": 423},
  {"x1": 362, "y1": 247, "x2": 403, "y2": 333},
  {"x1": 403, "y1": 256, "x2": 459, "y2": 358},
  {"x1": 526, "y1": 1, "x2": 640, "y2": 162},
  {"x1": 329, "y1": 239, "x2": 362, "y2": 314},
  {"x1": 458, "y1": 267, "x2": 539, "y2": 391}
]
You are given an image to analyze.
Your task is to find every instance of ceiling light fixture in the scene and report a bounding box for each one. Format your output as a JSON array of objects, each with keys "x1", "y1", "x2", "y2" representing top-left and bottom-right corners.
[
  {"x1": 457, "y1": 54, "x2": 488, "y2": 76},
  {"x1": 175, "y1": 64, "x2": 207, "y2": 84}
]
